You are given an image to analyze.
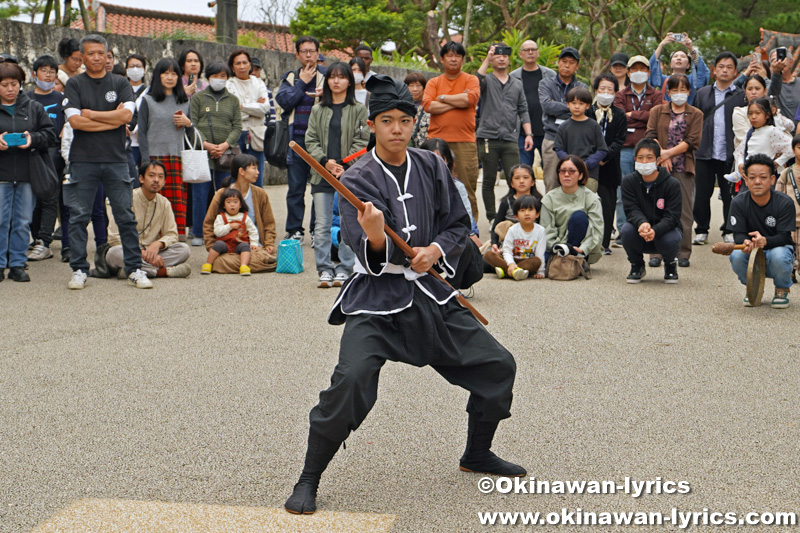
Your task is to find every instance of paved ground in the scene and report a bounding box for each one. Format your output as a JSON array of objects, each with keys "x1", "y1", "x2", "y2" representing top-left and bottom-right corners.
[{"x1": 1, "y1": 182, "x2": 798, "y2": 532}]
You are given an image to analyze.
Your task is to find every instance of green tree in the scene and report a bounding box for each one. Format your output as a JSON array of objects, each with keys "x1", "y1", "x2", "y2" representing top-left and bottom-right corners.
[
  {"x1": 290, "y1": 0, "x2": 403, "y2": 51},
  {"x1": 0, "y1": 0, "x2": 21, "y2": 18}
]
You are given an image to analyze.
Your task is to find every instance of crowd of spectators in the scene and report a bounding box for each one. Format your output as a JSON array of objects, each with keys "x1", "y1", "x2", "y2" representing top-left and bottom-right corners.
[{"x1": 1, "y1": 30, "x2": 798, "y2": 306}]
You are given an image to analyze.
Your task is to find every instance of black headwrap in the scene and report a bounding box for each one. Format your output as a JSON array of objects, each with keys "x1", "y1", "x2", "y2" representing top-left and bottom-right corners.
[{"x1": 366, "y1": 73, "x2": 417, "y2": 121}]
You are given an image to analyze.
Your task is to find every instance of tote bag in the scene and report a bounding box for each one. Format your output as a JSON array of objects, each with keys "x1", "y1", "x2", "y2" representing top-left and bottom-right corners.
[
  {"x1": 181, "y1": 129, "x2": 211, "y2": 183},
  {"x1": 276, "y1": 239, "x2": 304, "y2": 274}
]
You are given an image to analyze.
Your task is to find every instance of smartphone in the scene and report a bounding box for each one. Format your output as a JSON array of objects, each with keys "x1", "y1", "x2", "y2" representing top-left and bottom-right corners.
[
  {"x1": 672, "y1": 33, "x2": 685, "y2": 43},
  {"x1": 175, "y1": 110, "x2": 183, "y2": 115},
  {"x1": 188, "y1": 74, "x2": 196, "y2": 84},
  {"x1": 4, "y1": 132, "x2": 26, "y2": 147},
  {"x1": 494, "y1": 46, "x2": 513, "y2": 56},
  {"x1": 776, "y1": 47, "x2": 787, "y2": 61}
]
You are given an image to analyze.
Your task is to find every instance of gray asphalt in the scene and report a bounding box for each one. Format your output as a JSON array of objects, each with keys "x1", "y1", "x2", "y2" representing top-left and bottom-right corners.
[{"x1": 1, "y1": 183, "x2": 798, "y2": 532}]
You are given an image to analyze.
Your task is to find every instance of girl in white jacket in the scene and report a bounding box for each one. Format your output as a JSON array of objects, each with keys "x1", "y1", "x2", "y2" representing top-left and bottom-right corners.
[{"x1": 731, "y1": 97, "x2": 792, "y2": 182}]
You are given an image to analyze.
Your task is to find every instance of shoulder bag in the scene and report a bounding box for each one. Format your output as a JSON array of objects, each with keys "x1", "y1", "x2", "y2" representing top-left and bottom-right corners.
[
  {"x1": 181, "y1": 129, "x2": 211, "y2": 183},
  {"x1": 29, "y1": 148, "x2": 59, "y2": 200},
  {"x1": 545, "y1": 254, "x2": 592, "y2": 281}
]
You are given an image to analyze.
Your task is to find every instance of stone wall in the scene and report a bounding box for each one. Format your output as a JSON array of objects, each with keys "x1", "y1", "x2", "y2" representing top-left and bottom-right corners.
[{"x1": 0, "y1": 19, "x2": 429, "y2": 184}]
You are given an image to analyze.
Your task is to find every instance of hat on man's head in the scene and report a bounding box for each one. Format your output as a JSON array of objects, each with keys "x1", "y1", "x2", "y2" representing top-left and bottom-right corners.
[
  {"x1": 251, "y1": 56, "x2": 262, "y2": 69},
  {"x1": 365, "y1": 74, "x2": 416, "y2": 120},
  {"x1": 609, "y1": 52, "x2": 629, "y2": 67},
  {"x1": 559, "y1": 47, "x2": 580, "y2": 61},
  {"x1": 627, "y1": 55, "x2": 649, "y2": 69}
]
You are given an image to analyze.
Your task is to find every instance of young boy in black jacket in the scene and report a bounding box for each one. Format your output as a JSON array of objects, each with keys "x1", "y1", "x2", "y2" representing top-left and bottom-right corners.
[{"x1": 620, "y1": 138, "x2": 683, "y2": 283}]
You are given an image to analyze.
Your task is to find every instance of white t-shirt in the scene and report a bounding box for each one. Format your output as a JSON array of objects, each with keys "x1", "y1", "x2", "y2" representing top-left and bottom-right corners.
[{"x1": 502, "y1": 222, "x2": 547, "y2": 275}]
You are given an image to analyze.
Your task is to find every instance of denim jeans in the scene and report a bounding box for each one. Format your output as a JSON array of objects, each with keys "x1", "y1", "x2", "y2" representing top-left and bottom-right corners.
[
  {"x1": 730, "y1": 245, "x2": 794, "y2": 290},
  {"x1": 517, "y1": 134, "x2": 543, "y2": 167},
  {"x1": 286, "y1": 135, "x2": 311, "y2": 235},
  {"x1": 191, "y1": 169, "x2": 229, "y2": 238},
  {"x1": 237, "y1": 130, "x2": 266, "y2": 187},
  {"x1": 65, "y1": 162, "x2": 141, "y2": 275},
  {"x1": 0, "y1": 181, "x2": 36, "y2": 268},
  {"x1": 616, "y1": 148, "x2": 635, "y2": 231},
  {"x1": 313, "y1": 191, "x2": 355, "y2": 275}
]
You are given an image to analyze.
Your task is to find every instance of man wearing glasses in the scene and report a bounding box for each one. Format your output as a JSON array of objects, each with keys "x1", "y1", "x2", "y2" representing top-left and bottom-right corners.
[
  {"x1": 276, "y1": 36, "x2": 327, "y2": 243},
  {"x1": 510, "y1": 40, "x2": 555, "y2": 167}
]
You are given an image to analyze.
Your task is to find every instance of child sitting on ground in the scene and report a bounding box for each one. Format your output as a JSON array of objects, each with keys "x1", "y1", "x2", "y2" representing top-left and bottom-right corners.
[
  {"x1": 201, "y1": 188, "x2": 259, "y2": 276},
  {"x1": 484, "y1": 195, "x2": 546, "y2": 280},
  {"x1": 489, "y1": 164, "x2": 542, "y2": 250},
  {"x1": 554, "y1": 87, "x2": 608, "y2": 193}
]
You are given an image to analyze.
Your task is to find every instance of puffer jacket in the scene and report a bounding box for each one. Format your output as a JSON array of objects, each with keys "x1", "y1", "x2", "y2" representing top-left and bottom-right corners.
[{"x1": 0, "y1": 92, "x2": 57, "y2": 183}]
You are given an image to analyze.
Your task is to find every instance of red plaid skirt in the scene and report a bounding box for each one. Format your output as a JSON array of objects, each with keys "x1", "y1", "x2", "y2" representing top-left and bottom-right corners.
[{"x1": 152, "y1": 155, "x2": 186, "y2": 233}]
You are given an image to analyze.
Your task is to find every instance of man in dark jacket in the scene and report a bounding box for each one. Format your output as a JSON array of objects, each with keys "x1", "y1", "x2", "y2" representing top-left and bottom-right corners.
[
  {"x1": 275, "y1": 36, "x2": 326, "y2": 243},
  {"x1": 691, "y1": 51, "x2": 745, "y2": 245},
  {"x1": 621, "y1": 139, "x2": 683, "y2": 283}
]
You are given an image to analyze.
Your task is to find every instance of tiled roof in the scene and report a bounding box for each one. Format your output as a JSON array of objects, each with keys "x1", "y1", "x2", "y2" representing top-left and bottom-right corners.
[{"x1": 72, "y1": 3, "x2": 295, "y2": 53}]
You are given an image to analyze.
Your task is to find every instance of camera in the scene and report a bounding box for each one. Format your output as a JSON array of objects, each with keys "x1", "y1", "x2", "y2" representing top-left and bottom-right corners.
[
  {"x1": 493, "y1": 46, "x2": 512, "y2": 56},
  {"x1": 3, "y1": 132, "x2": 26, "y2": 147},
  {"x1": 776, "y1": 47, "x2": 787, "y2": 61},
  {"x1": 672, "y1": 33, "x2": 685, "y2": 43}
]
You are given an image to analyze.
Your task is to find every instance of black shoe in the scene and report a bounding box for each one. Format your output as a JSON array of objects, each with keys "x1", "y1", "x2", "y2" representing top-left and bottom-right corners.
[
  {"x1": 458, "y1": 417, "x2": 526, "y2": 477},
  {"x1": 648, "y1": 257, "x2": 662, "y2": 267},
  {"x1": 678, "y1": 258, "x2": 690, "y2": 268},
  {"x1": 61, "y1": 247, "x2": 70, "y2": 263},
  {"x1": 285, "y1": 431, "x2": 341, "y2": 515},
  {"x1": 0, "y1": 269, "x2": 3, "y2": 282},
  {"x1": 626, "y1": 264, "x2": 646, "y2": 283},
  {"x1": 8, "y1": 267, "x2": 30, "y2": 282},
  {"x1": 664, "y1": 261, "x2": 678, "y2": 284}
]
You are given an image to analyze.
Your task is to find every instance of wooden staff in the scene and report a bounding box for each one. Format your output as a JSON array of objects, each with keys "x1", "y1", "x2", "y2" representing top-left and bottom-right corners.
[
  {"x1": 289, "y1": 141, "x2": 489, "y2": 325},
  {"x1": 711, "y1": 242, "x2": 746, "y2": 256}
]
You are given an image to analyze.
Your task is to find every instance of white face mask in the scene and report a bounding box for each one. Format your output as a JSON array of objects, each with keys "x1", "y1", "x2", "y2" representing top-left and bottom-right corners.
[
  {"x1": 209, "y1": 78, "x2": 227, "y2": 91},
  {"x1": 670, "y1": 92, "x2": 689, "y2": 106},
  {"x1": 126, "y1": 67, "x2": 144, "y2": 82},
  {"x1": 629, "y1": 71, "x2": 649, "y2": 85},
  {"x1": 353, "y1": 72, "x2": 364, "y2": 85},
  {"x1": 596, "y1": 93, "x2": 615, "y2": 107},
  {"x1": 635, "y1": 162, "x2": 658, "y2": 176}
]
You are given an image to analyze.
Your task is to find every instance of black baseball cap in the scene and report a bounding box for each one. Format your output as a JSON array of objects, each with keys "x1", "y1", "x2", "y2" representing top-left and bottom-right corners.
[
  {"x1": 609, "y1": 52, "x2": 629, "y2": 67},
  {"x1": 251, "y1": 56, "x2": 262, "y2": 69},
  {"x1": 559, "y1": 47, "x2": 580, "y2": 62}
]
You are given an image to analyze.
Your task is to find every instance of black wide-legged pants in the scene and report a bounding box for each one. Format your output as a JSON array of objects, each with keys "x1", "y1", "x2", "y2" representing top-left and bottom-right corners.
[{"x1": 309, "y1": 286, "x2": 517, "y2": 443}]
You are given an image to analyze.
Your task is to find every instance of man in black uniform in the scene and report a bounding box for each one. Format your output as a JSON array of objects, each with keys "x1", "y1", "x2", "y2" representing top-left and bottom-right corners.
[
  {"x1": 284, "y1": 75, "x2": 525, "y2": 515},
  {"x1": 727, "y1": 154, "x2": 796, "y2": 308}
]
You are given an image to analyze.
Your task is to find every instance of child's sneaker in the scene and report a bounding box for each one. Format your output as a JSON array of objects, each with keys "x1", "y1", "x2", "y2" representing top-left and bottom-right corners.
[
  {"x1": 494, "y1": 266, "x2": 506, "y2": 279},
  {"x1": 166, "y1": 264, "x2": 192, "y2": 278},
  {"x1": 240, "y1": 265, "x2": 252, "y2": 276},
  {"x1": 511, "y1": 267, "x2": 529, "y2": 281},
  {"x1": 771, "y1": 288, "x2": 789, "y2": 309},
  {"x1": 201, "y1": 263, "x2": 212, "y2": 274}
]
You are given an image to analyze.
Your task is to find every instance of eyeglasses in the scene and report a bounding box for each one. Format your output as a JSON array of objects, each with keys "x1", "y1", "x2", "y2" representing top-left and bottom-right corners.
[
  {"x1": 520, "y1": 48, "x2": 538, "y2": 53},
  {"x1": 558, "y1": 168, "x2": 578, "y2": 175},
  {"x1": 298, "y1": 49, "x2": 317, "y2": 56}
]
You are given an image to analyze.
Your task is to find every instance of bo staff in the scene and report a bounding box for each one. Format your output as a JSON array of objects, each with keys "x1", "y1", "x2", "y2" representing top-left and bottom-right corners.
[
  {"x1": 289, "y1": 141, "x2": 488, "y2": 325},
  {"x1": 711, "y1": 242, "x2": 747, "y2": 256},
  {"x1": 342, "y1": 147, "x2": 367, "y2": 164}
]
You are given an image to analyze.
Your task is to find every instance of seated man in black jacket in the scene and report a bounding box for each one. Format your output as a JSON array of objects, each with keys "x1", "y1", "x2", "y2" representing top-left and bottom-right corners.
[
  {"x1": 621, "y1": 138, "x2": 683, "y2": 283},
  {"x1": 727, "y1": 154, "x2": 796, "y2": 308}
]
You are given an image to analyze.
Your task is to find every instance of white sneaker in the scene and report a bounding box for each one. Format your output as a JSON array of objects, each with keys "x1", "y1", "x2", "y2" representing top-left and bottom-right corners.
[
  {"x1": 166, "y1": 263, "x2": 192, "y2": 278},
  {"x1": 333, "y1": 272, "x2": 348, "y2": 286},
  {"x1": 318, "y1": 271, "x2": 333, "y2": 288},
  {"x1": 28, "y1": 243, "x2": 53, "y2": 261},
  {"x1": 68, "y1": 269, "x2": 88, "y2": 290},
  {"x1": 692, "y1": 233, "x2": 708, "y2": 245},
  {"x1": 190, "y1": 236, "x2": 204, "y2": 247},
  {"x1": 723, "y1": 234, "x2": 735, "y2": 244},
  {"x1": 128, "y1": 268, "x2": 154, "y2": 289},
  {"x1": 285, "y1": 231, "x2": 305, "y2": 245}
]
